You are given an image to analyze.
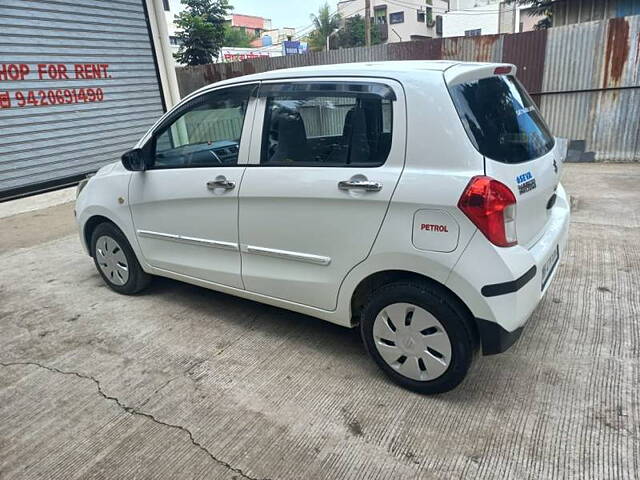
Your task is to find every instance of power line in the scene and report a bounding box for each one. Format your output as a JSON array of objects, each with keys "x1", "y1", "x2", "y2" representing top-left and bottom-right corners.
[{"x1": 386, "y1": 0, "x2": 532, "y2": 16}]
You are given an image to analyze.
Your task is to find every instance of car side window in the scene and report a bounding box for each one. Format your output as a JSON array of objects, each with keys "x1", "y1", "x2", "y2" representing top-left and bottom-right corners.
[
  {"x1": 152, "y1": 85, "x2": 254, "y2": 169},
  {"x1": 260, "y1": 83, "x2": 393, "y2": 167}
]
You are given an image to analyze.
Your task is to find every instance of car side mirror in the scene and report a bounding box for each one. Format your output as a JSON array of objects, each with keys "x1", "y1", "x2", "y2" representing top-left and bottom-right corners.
[{"x1": 121, "y1": 148, "x2": 147, "y2": 171}]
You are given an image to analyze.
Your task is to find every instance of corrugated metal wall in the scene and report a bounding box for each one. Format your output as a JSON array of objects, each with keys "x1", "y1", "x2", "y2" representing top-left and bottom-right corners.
[
  {"x1": 441, "y1": 34, "x2": 503, "y2": 62},
  {"x1": 541, "y1": 16, "x2": 640, "y2": 161},
  {"x1": 539, "y1": 19, "x2": 607, "y2": 154},
  {"x1": 502, "y1": 30, "x2": 547, "y2": 97},
  {"x1": 0, "y1": 0, "x2": 165, "y2": 199}
]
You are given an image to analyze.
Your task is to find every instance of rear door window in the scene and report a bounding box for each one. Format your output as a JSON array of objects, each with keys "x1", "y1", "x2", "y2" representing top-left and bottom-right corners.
[
  {"x1": 449, "y1": 75, "x2": 554, "y2": 163},
  {"x1": 258, "y1": 82, "x2": 394, "y2": 167}
]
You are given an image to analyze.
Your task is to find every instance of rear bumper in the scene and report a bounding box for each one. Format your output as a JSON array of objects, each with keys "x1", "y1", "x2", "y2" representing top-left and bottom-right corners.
[
  {"x1": 446, "y1": 183, "x2": 570, "y2": 352},
  {"x1": 476, "y1": 318, "x2": 524, "y2": 355}
]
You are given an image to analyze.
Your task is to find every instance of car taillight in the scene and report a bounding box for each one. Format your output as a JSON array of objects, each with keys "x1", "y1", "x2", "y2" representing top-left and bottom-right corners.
[{"x1": 458, "y1": 176, "x2": 517, "y2": 247}]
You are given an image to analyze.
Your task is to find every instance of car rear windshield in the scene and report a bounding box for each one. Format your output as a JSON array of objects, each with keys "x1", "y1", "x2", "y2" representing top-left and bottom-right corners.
[{"x1": 449, "y1": 75, "x2": 554, "y2": 163}]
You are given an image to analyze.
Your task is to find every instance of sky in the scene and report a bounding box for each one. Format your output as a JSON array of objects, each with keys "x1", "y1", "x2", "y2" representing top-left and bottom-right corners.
[{"x1": 228, "y1": 0, "x2": 330, "y2": 32}]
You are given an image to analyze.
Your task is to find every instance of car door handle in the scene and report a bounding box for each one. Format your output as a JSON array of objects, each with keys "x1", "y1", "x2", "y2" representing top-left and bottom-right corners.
[
  {"x1": 338, "y1": 180, "x2": 383, "y2": 192},
  {"x1": 207, "y1": 176, "x2": 235, "y2": 191}
]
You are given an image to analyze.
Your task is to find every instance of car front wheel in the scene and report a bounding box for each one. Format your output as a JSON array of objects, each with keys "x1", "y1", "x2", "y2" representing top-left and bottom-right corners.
[{"x1": 90, "y1": 222, "x2": 151, "y2": 294}]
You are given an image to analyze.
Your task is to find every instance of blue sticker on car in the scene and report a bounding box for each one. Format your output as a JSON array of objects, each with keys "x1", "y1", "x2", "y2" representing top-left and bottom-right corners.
[{"x1": 516, "y1": 171, "x2": 537, "y2": 194}]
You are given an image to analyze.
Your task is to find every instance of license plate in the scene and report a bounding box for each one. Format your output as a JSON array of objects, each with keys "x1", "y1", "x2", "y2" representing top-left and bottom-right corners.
[{"x1": 541, "y1": 245, "x2": 559, "y2": 290}]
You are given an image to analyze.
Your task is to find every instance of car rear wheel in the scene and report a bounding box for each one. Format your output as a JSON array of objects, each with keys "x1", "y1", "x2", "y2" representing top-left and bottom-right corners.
[
  {"x1": 360, "y1": 281, "x2": 476, "y2": 394},
  {"x1": 90, "y1": 222, "x2": 151, "y2": 294}
]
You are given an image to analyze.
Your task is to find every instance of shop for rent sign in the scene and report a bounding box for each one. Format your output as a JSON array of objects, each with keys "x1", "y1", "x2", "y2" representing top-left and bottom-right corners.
[{"x1": 0, "y1": 63, "x2": 110, "y2": 109}]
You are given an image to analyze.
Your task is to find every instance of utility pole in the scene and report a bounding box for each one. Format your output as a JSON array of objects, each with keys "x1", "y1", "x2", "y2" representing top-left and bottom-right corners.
[{"x1": 365, "y1": 0, "x2": 371, "y2": 47}]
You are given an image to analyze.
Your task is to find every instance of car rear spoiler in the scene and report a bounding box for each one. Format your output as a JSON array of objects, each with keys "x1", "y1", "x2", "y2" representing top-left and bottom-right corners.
[{"x1": 444, "y1": 63, "x2": 518, "y2": 86}]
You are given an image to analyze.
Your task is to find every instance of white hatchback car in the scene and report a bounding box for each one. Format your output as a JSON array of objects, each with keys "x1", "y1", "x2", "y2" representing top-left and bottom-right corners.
[{"x1": 76, "y1": 61, "x2": 570, "y2": 394}]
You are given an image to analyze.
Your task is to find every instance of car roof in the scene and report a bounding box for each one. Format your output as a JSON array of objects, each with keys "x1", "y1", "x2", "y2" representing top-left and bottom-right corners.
[
  {"x1": 187, "y1": 60, "x2": 509, "y2": 98},
  {"x1": 209, "y1": 61, "x2": 459, "y2": 86}
]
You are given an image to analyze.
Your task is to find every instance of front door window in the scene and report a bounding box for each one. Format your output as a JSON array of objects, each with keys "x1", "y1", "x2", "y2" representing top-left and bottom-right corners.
[{"x1": 153, "y1": 85, "x2": 254, "y2": 169}]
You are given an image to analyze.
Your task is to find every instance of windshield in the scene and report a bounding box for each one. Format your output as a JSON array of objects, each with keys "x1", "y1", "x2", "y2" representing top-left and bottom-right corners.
[{"x1": 449, "y1": 75, "x2": 554, "y2": 163}]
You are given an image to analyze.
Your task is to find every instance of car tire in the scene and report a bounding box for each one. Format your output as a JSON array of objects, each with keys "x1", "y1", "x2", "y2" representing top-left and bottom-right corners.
[
  {"x1": 360, "y1": 281, "x2": 477, "y2": 394},
  {"x1": 90, "y1": 222, "x2": 151, "y2": 295}
]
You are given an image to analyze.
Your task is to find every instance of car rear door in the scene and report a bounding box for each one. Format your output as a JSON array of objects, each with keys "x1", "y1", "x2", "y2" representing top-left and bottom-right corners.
[
  {"x1": 446, "y1": 66, "x2": 563, "y2": 247},
  {"x1": 238, "y1": 78, "x2": 406, "y2": 310}
]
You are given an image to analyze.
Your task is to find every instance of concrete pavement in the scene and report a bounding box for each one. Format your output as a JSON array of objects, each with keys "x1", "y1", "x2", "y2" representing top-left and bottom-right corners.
[{"x1": 1, "y1": 163, "x2": 638, "y2": 479}]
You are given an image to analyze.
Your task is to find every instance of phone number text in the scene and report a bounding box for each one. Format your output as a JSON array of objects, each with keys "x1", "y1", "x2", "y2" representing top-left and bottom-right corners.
[{"x1": 0, "y1": 87, "x2": 104, "y2": 109}]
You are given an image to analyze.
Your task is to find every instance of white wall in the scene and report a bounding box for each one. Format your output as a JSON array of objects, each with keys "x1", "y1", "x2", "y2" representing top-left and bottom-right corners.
[
  {"x1": 165, "y1": 0, "x2": 183, "y2": 37},
  {"x1": 517, "y1": 7, "x2": 546, "y2": 32},
  {"x1": 389, "y1": 1, "x2": 449, "y2": 42},
  {"x1": 443, "y1": 0, "x2": 542, "y2": 37},
  {"x1": 442, "y1": 3, "x2": 501, "y2": 37},
  {"x1": 162, "y1": 0, "x2": 184, "y2": 59}
]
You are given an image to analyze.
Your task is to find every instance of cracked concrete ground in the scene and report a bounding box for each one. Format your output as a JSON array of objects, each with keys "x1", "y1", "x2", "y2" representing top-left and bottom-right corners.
[{"x1": 1, "y1": 163, "x2": 639, "y2": 479}]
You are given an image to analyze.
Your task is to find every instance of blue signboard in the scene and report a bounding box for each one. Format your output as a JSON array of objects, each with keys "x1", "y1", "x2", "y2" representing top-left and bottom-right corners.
[{"x1": 283, "y1": 41, "x2": 307, "y2": 55}]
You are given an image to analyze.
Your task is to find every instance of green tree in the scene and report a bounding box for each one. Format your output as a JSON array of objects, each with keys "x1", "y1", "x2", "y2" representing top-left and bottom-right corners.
[
  {"x1": 223, "y1": 25, "x2": 256, "y2": 48},
  {"x1": 174, "y1": 0, "x2": 232, "y2": 66},
  {"x1": 335, "y1": 15, "x2": 380, "y2": 49},
  {"x1": 505, "y1": 0, "x2": 553, "y2": 29},
  {"x1": 308, "y1": 2, "x2": 340, "y2": 51}
]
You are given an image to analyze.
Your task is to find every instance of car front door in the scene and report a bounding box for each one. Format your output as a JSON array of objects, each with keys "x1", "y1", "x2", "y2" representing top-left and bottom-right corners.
[
  {"x1": 238, "y1": 79, "x2": 406, "y2": 310},
  {"x1": 129, "y1": 84, "x2": 257, "y2": 288}
]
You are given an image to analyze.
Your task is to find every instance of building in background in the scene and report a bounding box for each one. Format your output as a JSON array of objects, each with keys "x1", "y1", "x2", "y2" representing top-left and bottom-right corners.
[
  {"x1": 262, "y1": 27, "x2": 296, "y2": 45},
  {"x1": 552, "y1": 0, "x2": 640, "y2": 26},
  {"x1": 442, "y1": 0, "x2": 545, "y2": 37},
  {"x1": 337, "y1": 0, "x2": 449, "y2": 43},
  {"x1": 228, "y1": 13, "x2": 273, "y2": 47},
  {"x1": 161, "y1": 1, "x2": 288, "y2": 63},
  {"x1": 335, "y1": 1, "x2": 548, "y2": 42},
  {"x1": 162, "y1": 0, "x2": 183, "y2": 58},
  {"x1": 516, "y1": 5, "x2": 546, "y2": 32}
]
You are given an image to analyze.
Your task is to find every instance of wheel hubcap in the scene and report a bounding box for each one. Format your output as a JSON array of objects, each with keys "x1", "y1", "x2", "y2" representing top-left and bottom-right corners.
[
  {"x1": 95, "y1": 235, "x2": 129, "y2": 286},
  {"x1": 372, "y1": 302, "x2": 452, "y2": 381}
]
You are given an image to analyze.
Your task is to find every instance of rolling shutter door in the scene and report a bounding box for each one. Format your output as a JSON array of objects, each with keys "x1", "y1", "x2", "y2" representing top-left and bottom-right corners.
[{"x1": 0, "y1": 0, "x2": 166, "y2": 199}]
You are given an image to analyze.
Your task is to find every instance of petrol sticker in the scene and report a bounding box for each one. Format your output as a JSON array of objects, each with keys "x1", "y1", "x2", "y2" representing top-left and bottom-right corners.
[
  {"x1": 516, "y1": 171, "x2": 537, "y2": 195},
  {"x1": 420, "y1": 223, "x2": 449, "y2": 233},
  {"x1": 412, "y1": 210, "x2": 459, "y2": 253}
]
